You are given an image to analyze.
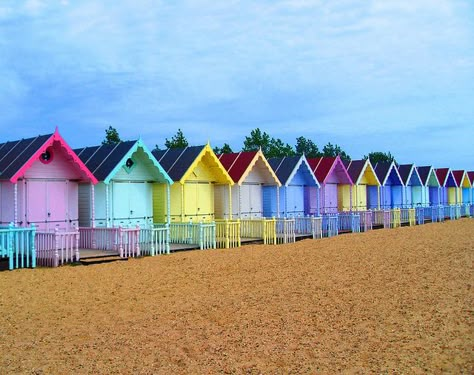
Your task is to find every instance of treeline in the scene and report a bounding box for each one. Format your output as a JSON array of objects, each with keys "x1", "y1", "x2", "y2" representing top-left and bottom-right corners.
[{"x1": 102, "y1": 126, "x2": 396, "y2": 164}]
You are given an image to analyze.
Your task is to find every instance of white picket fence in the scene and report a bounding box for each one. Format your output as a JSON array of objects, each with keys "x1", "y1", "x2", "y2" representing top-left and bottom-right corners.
[
  {"x1": 36, "y1": 229, "x2": 80, "y2": 267},
  {"x1": 79, "y1": 226, "x2": 140, "y2": 258}
]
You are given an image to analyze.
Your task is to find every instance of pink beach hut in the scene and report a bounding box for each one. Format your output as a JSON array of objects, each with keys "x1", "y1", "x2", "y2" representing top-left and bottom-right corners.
[{"x1": 0, "y1": 129, "x2": 97, "y2": 231}]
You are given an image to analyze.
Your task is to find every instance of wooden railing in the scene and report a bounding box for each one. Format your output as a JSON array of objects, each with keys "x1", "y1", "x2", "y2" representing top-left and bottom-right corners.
[
  {"x1": 79, "y1": 226, "x2": 140, "y2": 257},
  {"x1": 240, "y1": 218, "x2": 277, "y2": 245},
  {"x1": 372, "y1": 209, "x2": 391, "y2": 228},
  {"x1": 0, "y1": 224, "x2": 36, "y2": 270},
  {"x1": 338, "y1": 213, "x2": 361, "y2": 233},
  {"x1": 294, "y1": 216, "x2": 322, "y2": 239},
  {"x1": 391, "y1": 209, "x2": 401, "y2": 228},
  {"x1": 353, "y1": 211, "x2": 373, "y2": 232},
  {"x1": 415, "y1": 207, "x2": 425, "y2": 225},
  {"x1": 400, "y1": 208, "x2": 416, "y2": 226},
  {"x1": 141, "y1": 225, "x2": 170, "y2": 255},
  {"x1": 36, "y1": 229, "x2": 80, "y2": 267},
  {"x1": 215, "y1": 220, "x2": 241, "y2": 249},
  {"x1": 167, "y1": 222, "x2": 216, "y2": 250},
  {"x1": 460, "y1": 204, "x2": 471, "y2": 218},
  {"x1": 321, "y1": 214, "x2": 338, "y2": 237},
  {"x1": 276, "y1": 218, "x2": 295, "y2": 244}
]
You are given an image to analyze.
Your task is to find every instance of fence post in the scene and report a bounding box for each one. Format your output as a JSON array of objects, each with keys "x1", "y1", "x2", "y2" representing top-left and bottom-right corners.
[
  {"x1": 31, "y1": 223, "x2": 36, "y2": 268},
  {"x1": 199, "y1": 222, "x2": 203, "y2": 250},
  {"x1": 136, "y1": 225, "x2": 141, "y2": 257},
  {"x1": 8, "y1": 222, "x2": 14, "y2": 270},
  {"x1": 118, "y1": 226, "x2": 124, "y2": 258},
  {"x1": 54, "y1": 228, "x2": 59, "y2": 267},
  {"x1": 166, "y1": 223, "x2": 170, "y2": 254},
  {"x1": 74, "y1": 231, "x2": 80, "y2": 262}
]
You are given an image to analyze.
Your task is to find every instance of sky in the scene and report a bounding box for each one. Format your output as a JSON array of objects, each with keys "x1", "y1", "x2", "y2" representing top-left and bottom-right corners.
[{"x1": 1, "y1": 0, "x2": 473, "y2": 169}]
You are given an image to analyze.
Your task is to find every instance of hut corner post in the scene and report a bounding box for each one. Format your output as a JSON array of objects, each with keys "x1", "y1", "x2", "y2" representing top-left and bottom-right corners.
[
  {"x1": 13, "y1": 182, "x2": 18, "y2": 226},
  {"x1": 105, "y1": 183, "x2": 110, "y2": 228},
  {"x1": 166, "y1": 183, "x2": 171, "y2": 254},
  {"x1": 228, "y1": 184, "x2": 232, "y2": 220},
  {"x1": 277, "y1": 186, "x2": 280, "y2": 218},
  {"x1": 91, "y1": 184, "x2": 96, "y2": 228}
]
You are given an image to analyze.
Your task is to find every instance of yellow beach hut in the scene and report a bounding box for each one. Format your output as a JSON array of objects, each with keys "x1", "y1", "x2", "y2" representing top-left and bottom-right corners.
[{"x1": 152, "y1": 144, "x2": 234, "y2": 249}]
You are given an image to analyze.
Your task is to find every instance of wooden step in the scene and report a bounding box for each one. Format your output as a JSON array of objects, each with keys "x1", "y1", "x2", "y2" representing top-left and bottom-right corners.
[{"x1": 79, "y1": 255, "x2": 128, "y2": 266}]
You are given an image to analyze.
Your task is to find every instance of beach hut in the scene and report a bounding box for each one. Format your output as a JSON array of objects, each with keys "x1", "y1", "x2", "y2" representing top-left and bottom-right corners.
[
  {"x1": 417, "y1": 166, "x2": 441, "y2": 206},
  {"x1": 307, "y1": 156, "x2": 353, "y2": 213},
  {"x1": 216, "y1": 150, "x2": 280, "y2": 219},
  {"x1": 265, "y1": 155, "x2": 320, "y2": 217},
  {"x1": 74, "y1": 139, "x2": 172, "y2": 229},
  {"x1": 0, "y1": 129, "x2": 98, "y2": 268},
  {"x1": 0, "y1": 129, "x2": 97, "y2": 231},
  {"x1": 152, "y1": 144, "x2": 233, "y2": 223},
  {"x1": 398, "y1": 164, "x2": 423, "y2": 208},
  {"x1": 452, "y1": 170, "x2": 471, "y2": 205},
  {"x1": 435, "y1": 168, "x2": 457, "y2": 205},
  {"x1": 468, "y1": 172, "x2": 474, "y2": 205},
  {"x1": 343, "y1": 159, "x2": 380, "y2": 211},
  {"x1": 374, "y1": 161, "x2": 404, "y2": 209}
]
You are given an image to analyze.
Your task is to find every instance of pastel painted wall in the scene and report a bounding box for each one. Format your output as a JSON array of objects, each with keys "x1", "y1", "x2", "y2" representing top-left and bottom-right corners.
[
  {"x1": 367, "y1": 186, "x2": 379, "y2": 209},
  {"x1": 0, "y1": 182, "x2": 15, "y2": 225},
  {"x1": 304, "y1": 186, "x2": 319, "y2": 215},
  {"x1": 321, "y1": 184, "x2": 338, "y2": 213},
  {"x1": 462, "y1": 188, "x2": 471, "y2": 204},
  {"x1": 337, "y1": 184, "x2": 351, "y2": 211},
  {"x1": 380, "y1": 185, "x2": 403, "y2": 208},
  {"x1": 262, "y1": 186, "x2": 278, "y2": 217},
  {"x1": 448, "y1": 187, "x2": 457, "y2": 205},
  {"x1": 23, "y1": 179, "x2": 78, "y2": 231},
  {"x1": 429, "y1": 187, "x2": 440, "y2": 205},
  {"x1": 351, "y1": 185, "x2": 367, "y2": 211}
]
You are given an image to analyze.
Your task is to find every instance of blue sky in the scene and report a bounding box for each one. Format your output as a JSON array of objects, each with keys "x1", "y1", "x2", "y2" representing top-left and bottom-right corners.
[{"x1": 1, "y1": 0, "x2": 473, "y2": 169}]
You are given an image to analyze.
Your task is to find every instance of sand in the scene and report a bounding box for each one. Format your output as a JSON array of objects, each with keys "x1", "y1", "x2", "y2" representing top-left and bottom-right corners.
[{"x1": 1, "y1": 219, "x2": 473, "y2": 374}]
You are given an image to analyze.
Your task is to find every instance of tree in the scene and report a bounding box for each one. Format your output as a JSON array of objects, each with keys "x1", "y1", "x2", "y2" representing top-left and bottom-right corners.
[
  {"x1": 102, "y1": 126, "x2": 121, "y2": 145},
  {"x1": 242, "y1": 128, "x2": 272, "y2": 154},
  {"x1": 364, "y1": 151, "x2": 396, "y2": 165},
  {"x1": 165, "y1": 129, "x2": 188, "y2": 149},
  {"x1": 213, "y1": 143, "x2": 233, "y2": 155},
  {"x1": 322, "y1": 142, "x2": 350, "y2": 161},
  {"x1": 242, "y1": 128, "x2": 295, "y2": 158},
  {"x1": 267, "y1": 138, "x2": 295, "y2": 158},
  {"x1": 295, "y1": 136, "x2": 321, "y2": 158}
]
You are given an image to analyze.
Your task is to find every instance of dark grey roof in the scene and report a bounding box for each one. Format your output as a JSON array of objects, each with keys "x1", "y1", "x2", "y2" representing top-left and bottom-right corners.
[
  {"x1": 152, "y1": 146, "x2": 204, "y2": 181},
  {"x1": 417, "y1": 166, "x2": 432, "y2": 185},
  {"x1": 74, "y1": 141, "x2": 136, "y2": 181},
  {"x1": 0, "y1": 134, "x2": 53, "y2": 180},
  {"x1": 397, "y1": 164, "x2": 413, "y2": 185},
  {"x1": 268, "y1": 156, "x2": 300, "y2": 185},
  {"x1": 374, "y1": 161, "x2": 391, "y2": 184},
  {"x1": 346, "y1": 160, "x2": 366, "y2": 183}
]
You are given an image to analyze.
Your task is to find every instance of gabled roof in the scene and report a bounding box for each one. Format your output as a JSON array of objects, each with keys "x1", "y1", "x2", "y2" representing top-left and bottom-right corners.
[
  {"x1": 416, "y1": 166, "x2": 440, "y2": 187},
  {"x1": 345, "y1": 159, "x2": 380, "y2": 186},
  {"x1": 307, "y1": 156, "x2": 352, "y2": 185},
  {"x1": 467, "y1": 171, "x2": 474, "y2": 185},
  {"x1": 398, "y1": 164, "x2": 422, "y2": 186},
  {"x1": 152, "y1": 144, "x2": 233, "y2": 184},
  {"x1": 217, "y1": 150, "x2": 280, "y2": 186},
  {"x1": 75, "y1": 139, "x2": 172, "y2": 184},
  {"x1": 435, "y1": 168, "x2": 457, "y2": 187},
  {"x1": 0, "y1": 128, "x2": 97, "y2": 184},
  {"x1": 268, "y1": 155, "x2": 319, "y2": 187},
  {"x1": 452, "y1": 170, "x2": 471, "y2": 188},
  {"x1": 374, "y1": 161, "x2": 403, "y2": 186}
]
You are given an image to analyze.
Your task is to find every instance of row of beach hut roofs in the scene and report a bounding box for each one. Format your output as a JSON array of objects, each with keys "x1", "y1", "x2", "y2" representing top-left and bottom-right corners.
[{"x1": 1, "y1": 129, "x2": 473, "y2": 270}]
